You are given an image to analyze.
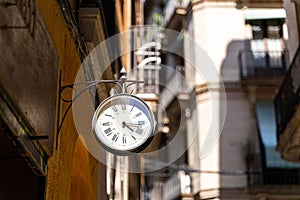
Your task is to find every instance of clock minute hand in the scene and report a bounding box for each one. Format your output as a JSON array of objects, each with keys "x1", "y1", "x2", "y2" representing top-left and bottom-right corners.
[
  {"x1": 126, "y1": 123, "x2": 141, "y2": 127},
  {"x1": 122, "y1": 121, "x2": 134, "y2": 132}
]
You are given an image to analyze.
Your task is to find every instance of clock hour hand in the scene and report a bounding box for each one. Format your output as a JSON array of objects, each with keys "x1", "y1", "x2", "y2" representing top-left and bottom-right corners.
[{"x1": 122, "y1": 121, "x2": 134, "y2": 132}]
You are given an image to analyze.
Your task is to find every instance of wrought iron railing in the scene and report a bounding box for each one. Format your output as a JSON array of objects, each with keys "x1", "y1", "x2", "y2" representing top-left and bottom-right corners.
[
  {"x1": 146, "y1": 169, "x2": 300, "y2": 199},
  {"x1": 160, "y1": 65, "x2": 189, "y2": 108},
  {"x1": 239, "y1": 50, "x2": 288, "y2": 78},
  {"x1": 162, "y1": 171, "x2": 191, "y2": 200},
  {"x1": 275, "y1": 47, "x2": 300, "y2": 140},
  {"x1": 248, "y1": 169, "x2": 300, "y2": 185},
  {"x1": 131, "y1": 26, "x2": 161, "y2": 94}
]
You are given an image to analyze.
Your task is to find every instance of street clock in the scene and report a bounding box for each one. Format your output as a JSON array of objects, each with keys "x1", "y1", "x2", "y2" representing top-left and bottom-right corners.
[{"x1": 92, "y1": 71, "x2": 157, "y2": 155}]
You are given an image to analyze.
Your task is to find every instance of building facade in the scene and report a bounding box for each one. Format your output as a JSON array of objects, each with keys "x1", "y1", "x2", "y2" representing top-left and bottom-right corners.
[
  {"x1": 0, "y1": 0, "x2": 143, "y2": 199},
  {"x1": 144, "y1": 0, "x2": 300, "y2": 199},
  {"x1": 2, "y1": 0, "x2": 300, "y2": 199}
]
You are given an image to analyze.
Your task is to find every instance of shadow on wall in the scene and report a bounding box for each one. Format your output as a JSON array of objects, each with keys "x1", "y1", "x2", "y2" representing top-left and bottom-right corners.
[
  {"x1": 221, "y1": 39, "x2": 251, "y2": 82},
  {"x1": 219, "y1": 39, "x2": 261, "y2": 189}
]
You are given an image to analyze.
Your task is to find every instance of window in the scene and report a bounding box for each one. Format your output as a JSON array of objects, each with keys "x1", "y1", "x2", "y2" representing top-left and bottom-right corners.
[
  {"x1": 255, "y1": 101, "x2": 300, "y2": 168},
  {"x1": 255, "y1": 101, "x2": 300, "y2": 184},
  {"x1": 248, "y1": 19, "x2": 285, "y2": 68}
]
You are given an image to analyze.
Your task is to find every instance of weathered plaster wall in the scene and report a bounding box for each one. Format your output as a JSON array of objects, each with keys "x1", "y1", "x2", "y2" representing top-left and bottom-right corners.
[{"x1": 34, "y1": 1, "x2": 106, "y2": 199}]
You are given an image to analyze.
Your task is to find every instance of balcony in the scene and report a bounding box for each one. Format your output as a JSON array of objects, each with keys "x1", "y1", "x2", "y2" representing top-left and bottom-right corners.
[
  {"x1": 247, "y1": 170, "x2": 300, "y2": 197},
  {"x1": 275, "y1": 47, "x2": 300, "y2": 162},
  {"x1": 239, "y1": 50, "x2": 288, "y2": 79},
  {"x1": 248, "y1": 170, "x2": 300, "y2": 186},
  {"x1": 162, "y1": 171, "x2": 192, "y2": 200},
  {"x1": 236, "y1": 0, "x2": 283, "y2": 9},
  {"x1": 162, "y1": 0, "x2": 189, "y2": 30},
  {"x1": 160, "y1": 66, "x2": 190, "y2": 109},
  {"x1": 132, "y1": 26, "x2": 161, "y2": 95}
]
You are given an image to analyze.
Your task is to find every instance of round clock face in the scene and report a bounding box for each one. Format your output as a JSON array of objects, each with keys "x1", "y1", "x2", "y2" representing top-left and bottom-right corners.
[{"x1": 92, "y1": 94, "x2": 156, "y2": 155}]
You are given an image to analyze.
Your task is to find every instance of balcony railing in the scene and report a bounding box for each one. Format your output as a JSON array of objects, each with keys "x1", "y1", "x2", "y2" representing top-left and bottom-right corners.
[
  {"x1": 248, "y1": 169, "x2": 300, "y2": 185},
  {"x1": 239, "y1": 50, "x2": 288, "y2": 78},
  {"x1": 160, "y1": 66, "x2": 189, "y2": 109},
  {"x1": 275, "y1": 47, "x2": 300, "y2": 139},
  {"x1": 162, "y1": 171, "x2": 191, "y2": 200},
  {"x1": 131, "y1": 26, "x2": 161, "y2": 94}
]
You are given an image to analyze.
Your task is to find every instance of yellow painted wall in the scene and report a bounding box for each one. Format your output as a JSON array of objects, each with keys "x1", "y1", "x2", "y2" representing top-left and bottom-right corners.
[{"x1": 34, "y1": 1, "x2": 105, "y2": 199}]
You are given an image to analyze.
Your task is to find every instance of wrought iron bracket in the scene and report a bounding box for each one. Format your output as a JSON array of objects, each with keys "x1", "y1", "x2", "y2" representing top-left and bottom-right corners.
[{"x1": 56, "y1": 68, "x2": 143, "y2": 148}]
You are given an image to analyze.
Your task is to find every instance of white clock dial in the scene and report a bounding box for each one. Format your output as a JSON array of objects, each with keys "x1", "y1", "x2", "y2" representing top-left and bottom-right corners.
[{"x1": 92, "y1": 94, "x2": 156, "y2": 155}]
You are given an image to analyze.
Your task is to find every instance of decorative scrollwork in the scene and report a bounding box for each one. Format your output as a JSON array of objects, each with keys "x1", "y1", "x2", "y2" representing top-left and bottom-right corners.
[{"x1": 56, "y1": 67, "x2": 144, "y2": 148}]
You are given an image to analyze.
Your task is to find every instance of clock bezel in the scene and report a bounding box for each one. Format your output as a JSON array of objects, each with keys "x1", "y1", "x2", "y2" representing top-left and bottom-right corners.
[{"x1": 92, "y1": 93, "x2": 156, "y2": 155}]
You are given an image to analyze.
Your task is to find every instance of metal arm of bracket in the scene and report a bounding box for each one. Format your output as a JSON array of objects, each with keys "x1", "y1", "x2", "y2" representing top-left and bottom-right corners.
[{"x1": 56, "y1": 68, "x2": 144, "y2": 148}]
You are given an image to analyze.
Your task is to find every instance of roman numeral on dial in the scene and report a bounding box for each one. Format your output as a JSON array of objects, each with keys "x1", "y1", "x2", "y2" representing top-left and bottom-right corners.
[
  {"x1": 104, "y1": 128, "x2": 112, "y2": 134},
  {"x1": 130, "y1": 104, "x2": 135, "y2": 112},
  {"x1": 135, "y1": 128, "x2": 143, "y2": 134},
  {"x1": 121, "y1": 99, "x2": 128, "y2": 110},
  {"x1": 112, "y1": 134, "x2": 119, "y2": 142},
  {"x1": 121, "y1": 103, "x2": 126, "y2": 110},
  {"x1": 136, "y1": 112, "x2": 142, "y2": 117},
  {"x1": 111, "y1": 106, "x2": 118, "y2": 112},
  {"x1": 138, "y1": 121, "x2": 145, "y2": 125}
]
